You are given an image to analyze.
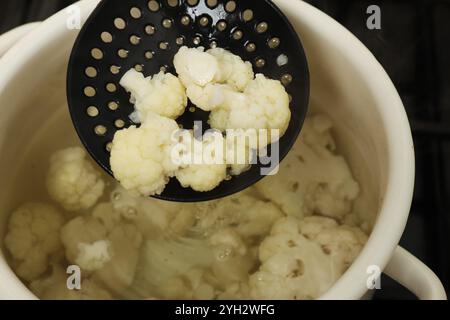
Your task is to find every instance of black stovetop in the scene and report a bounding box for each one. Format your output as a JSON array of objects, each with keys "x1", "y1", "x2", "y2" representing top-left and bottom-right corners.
[{"x1": 0, "y1": 0, "x2": 449, "y2": 300}]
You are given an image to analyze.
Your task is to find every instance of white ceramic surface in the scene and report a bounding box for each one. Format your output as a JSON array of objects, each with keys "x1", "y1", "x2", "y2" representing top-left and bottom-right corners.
[{"x1": 0, "y1": 0, "x2": 446, "y2": 300}]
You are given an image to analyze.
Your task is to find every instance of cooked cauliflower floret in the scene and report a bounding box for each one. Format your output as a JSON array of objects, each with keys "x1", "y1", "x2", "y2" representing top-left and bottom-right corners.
[
  {"x1": 256, "y1": 114, "x2": 360, "y2": 220},
  {"x1": 174, "y1": 46, "x2": 253, "y2": 92},
  {"x1": 250, "y1": 216, "x2": 366, "y2": 300},
  {"x1": 61, "y1": 203, "x2": 143, "y2": 294},
  {"x1": 207, "y1": 47, "x2": 254, "y2": 91},
  {"x1": 174, "y1": 46, "x2": 290, "y2": 143},
  {"x1": 46, "y1": 147, "x2": 105, "y2": 212},
  {"x1": 110, "y1": 113, "x2": 180, "y2": 197},
  {"x1": 186, "y1": 83, "x2": 234, "y2": 112},
  {"x1": 297, "y1": 216, "x2": 368, "y2": 272},
  {"x1": 4, "y1": 203, "x2": 65, "y2": 281},
  {"x1": 175, "y1": 131, "x2": 227, "y2": 192},
  {"x1": 174, "y1": 46, "x2": 219, "y2": 87},
  {"x1": 75, "y1": 240, "x2": 111, "y2": 272},
  {"x1": 209, "y1": 74, "x2": 291, "y2": 138},
  {"x1": 120, "y1": 69, "x2": 187, "y2": 121},
  {"x1": 30, "y1": 264, "x2": 112, "y2": 300}
]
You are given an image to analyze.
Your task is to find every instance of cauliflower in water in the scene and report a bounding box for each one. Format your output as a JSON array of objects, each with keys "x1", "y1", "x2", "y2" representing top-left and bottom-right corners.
[
  {"x1": 255, "y1": 114, "x2": 360, "y2": 220},
  {"x1": 132, "y1": 237, "x2": 216, "y2": 299},
  {"x1": 30, "y1": 264, "x2": 112, "y2": 300},
  {"x1": 46, "y1": 147, "x2": 105, "y2": 212},
  {"x1": 120, "y1": 69, "x2": 187, "y2": 121},
  {"x1": 109, "y1": 185, "x2": 196, "y2": 236},
  {"x1": 193, "y1": 192, "x2": 283, "y2": 240},
  {"x1": 4, "y1": 203, "x2": 65, "y2": 281},
  {"x1": 60, "y1": 202, "x2": 143, "y2": 294},
  {"x1": 249, "y1": 216, "x2": 367, "y2": 300},
  {"x1": 75, "y1": 240, "x2": 111, "y2": 272},
  {"x1": 110, "y1": 113, "x2": 180, "y2": 197}
]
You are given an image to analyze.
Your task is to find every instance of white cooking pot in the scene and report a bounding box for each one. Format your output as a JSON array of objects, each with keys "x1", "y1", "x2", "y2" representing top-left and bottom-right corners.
[{"x1": 0, "y1": 0, "x2": 446, "y2": 300}]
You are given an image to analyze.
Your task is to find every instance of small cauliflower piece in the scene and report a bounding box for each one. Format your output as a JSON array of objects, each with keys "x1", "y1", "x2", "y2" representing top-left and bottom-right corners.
[
  {"x1": 30, "y1": 264, "x2": 112, "y2": 300},
  {"x1": 250, "y1": 216, "x2": 367, "y2": 300},
  {"x1": 75, "y1": 240, "x2": 111, "y2": 272},
  {"x1": 120, "y1": 69, "x2": 187, "y2": 121},
  {"x1": 60, "y1": 215, "x2": 108, "y2": 263},
  {"x1": 186, "y1": 83, "x2": 234, "y2": 112},
  {"x1": 60, "y1": 203, "x2": 143, "y2": 294},
  {"x1": 110, "y1": 113, "x2": 180, "y2": 197},
  {"x1": 94, "y1": 223, "x2": 143, "y2": 294},
  {"x1": 174, "y1": 46, "x2": 253, "y2": 92},
  {"x1": 209, "y1": 74, "x2": 291, "y2": 138},
  {"x1": 4, "y1": 203, "x2": 65, "y2": 281},
  {"x1": 255, "y1": 114, "x2": 360, "y2": 220},
  {"x1": 207, "y1": 47, "x2": 254, "y2": 91},
  {"x1": 250, "y1": 217, "x2": 337, "y2": 300},
  {"x1": 133, "y1": 237, "x2": 215, "y2": 299},
  {"x1": 46, "y1": 147, "x2": 105, "y2": 212},
  {"x1": 175, "y1": 131, "x2": 227, "y2": 192}
]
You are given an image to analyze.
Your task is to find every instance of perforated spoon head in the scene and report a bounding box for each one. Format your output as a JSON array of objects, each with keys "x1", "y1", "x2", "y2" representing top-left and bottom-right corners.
[{"x1": 67, "y1": 0, "x2": 309, "y2": 202}]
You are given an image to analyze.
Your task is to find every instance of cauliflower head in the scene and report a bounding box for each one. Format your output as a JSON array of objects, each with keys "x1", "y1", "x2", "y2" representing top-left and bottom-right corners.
[
  {"x1": 120, "y1": 69, "x2": 187, "y2": 121},
  {"x1": 4, "y1": 203, "x2": 65, "y2": 281},
  {"x1": 75, "y1": 240, "x2": 112, "y2": 272},
  {"x1": 255, "y1": 114, "x2": 360, "y2": 220},
  {"x1": 250, "y1": 216, "x2": 367, "y2": 300},
  {"x1": 46, "y1": 147, "x2": 105, "y2": 212},
  {"x1": 297, "y1": 216, "x2": 368, "y2": 272},
  {"x1": 110, "y1": 113, "x2": 180, "y2": 197}
]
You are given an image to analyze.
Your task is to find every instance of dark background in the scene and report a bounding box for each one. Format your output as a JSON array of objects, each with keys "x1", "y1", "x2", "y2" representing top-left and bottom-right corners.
[{"x1": 0, "y1": 0, "x2": 449, "y2": 300}]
